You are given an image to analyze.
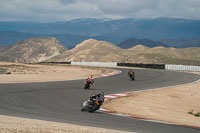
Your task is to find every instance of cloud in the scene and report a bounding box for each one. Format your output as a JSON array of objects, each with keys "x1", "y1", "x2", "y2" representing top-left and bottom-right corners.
[{"x1": 0, "y1": 0, "x2": 200, "y2": 21}]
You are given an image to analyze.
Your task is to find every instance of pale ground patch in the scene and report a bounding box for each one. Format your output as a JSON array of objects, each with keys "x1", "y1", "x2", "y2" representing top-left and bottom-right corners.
[
  {"x1": 0, "y1": 62, "x2": 112, "y2": 83},
  {"x1": 103, "y1": 72, "x2": 200, "y2": 128},
  {"x1": 0, "y1": 115, "x2": 131, "y2": 133}
]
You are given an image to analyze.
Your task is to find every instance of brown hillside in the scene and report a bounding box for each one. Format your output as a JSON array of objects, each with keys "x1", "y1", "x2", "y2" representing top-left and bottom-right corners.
[
  {"x1": 0, "y1": 37, "x2": 67, "y2": 63},
  {"x1": 1, "y1": 37, "x2": 200, "y2": 65},
  {"x1": 49, "y1": 39, "x2": 127, "y2": 62},
  {"x1": 49, "y1": 39, "x2": 200, "y2": 65},
  {"x1": 128, "y1": 44, "x2": 149, "y2": 51}
]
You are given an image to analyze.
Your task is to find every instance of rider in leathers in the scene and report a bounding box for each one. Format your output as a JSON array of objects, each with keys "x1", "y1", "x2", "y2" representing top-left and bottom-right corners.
[
  {"x1": 128, "y1": 69, "x2": 134, "y2": 75},
  {"x1": 86, "y1": 75, "x2": 94, "y2": 85},
  {"x1": 89, "y1": 92, "x2": 104, "y2": 104}
]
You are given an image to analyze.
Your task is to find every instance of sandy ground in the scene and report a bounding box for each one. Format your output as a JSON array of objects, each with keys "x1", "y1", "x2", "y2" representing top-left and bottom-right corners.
[
  {"x1": 103, "y1": 72, "x2": 200, "y2": 128},
  {"x1": 0, "y1": 62, "x2": 112, "y2": 83},
  {"x1": 0, "y1": 115, "x2": 131, "y2": 133}
]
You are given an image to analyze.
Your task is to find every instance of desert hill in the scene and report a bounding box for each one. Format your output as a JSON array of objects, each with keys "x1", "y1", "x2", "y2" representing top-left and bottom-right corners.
[
  {"x1": 0, "y1": 38, "x2": 200, "y2": 65},
  {"x1": 129, "y1": 45, "x2": 200, "y2": 61},
  {"x1": 0, "y1": 37, "x2": 67, "y2": 63},
  {"x1": 118, "y1": 38, "x2": 168, "y2": 49},
  {"x1": 128, "y1": 44, "x2": 150, "y2": 51},
  {"x1": 48, "y1": 39, "x2": 200, "y2": 65},
  {"x1": 48, "y1": 39, "x2": 127, "y2": 62},
  {"x1": 127, "y1": 45, "x2": 200, "y2": 65}
]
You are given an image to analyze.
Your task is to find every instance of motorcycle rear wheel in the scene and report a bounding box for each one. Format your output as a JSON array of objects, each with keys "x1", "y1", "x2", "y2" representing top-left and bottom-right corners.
[{"x1": 84, "y1": 83, "x2": 90, "y2": 89}]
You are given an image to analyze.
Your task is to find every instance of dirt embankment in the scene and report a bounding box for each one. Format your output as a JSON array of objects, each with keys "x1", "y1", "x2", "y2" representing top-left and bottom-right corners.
[{"x1": 103, "y1": 72, "x2": 200, "y2": 128}]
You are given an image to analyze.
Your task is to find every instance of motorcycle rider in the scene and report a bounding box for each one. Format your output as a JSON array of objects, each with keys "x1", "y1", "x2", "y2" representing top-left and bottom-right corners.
[
  {"x1": 128, "y1": 69, "x2": 135, "y2": 80},
  {"x1": 86, "y1": 75, "x2": 94, "y2": 85},
  {"x1": 128, "y1": 69, "x2": 134, "y2": 75},
  {"x1": 89, "y1": 92, "x2": 104, "y2": 104},
  {"x1": 81, "y1": 92, "x2": 105, "y2": 112}
]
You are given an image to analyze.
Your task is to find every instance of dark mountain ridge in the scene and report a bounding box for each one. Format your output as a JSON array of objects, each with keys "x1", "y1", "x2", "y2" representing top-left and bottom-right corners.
[
  {"x1": 0, "y1": 17, "x2": 200, "y2": 48},
  {"x1": 118, "y1": 38, "x2": 169, "y2": 49},
  {"x1": 1, "y1": 38, "x2": 200, "y2": 66},
  {"x1": 0, "y1": 31, "x2": 90, "y2": 49}
]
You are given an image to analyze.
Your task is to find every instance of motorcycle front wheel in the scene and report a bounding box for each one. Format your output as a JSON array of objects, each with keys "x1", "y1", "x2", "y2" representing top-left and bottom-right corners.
[{"x1": 88, "y1": 104, "x2": 99, "y2": 113}]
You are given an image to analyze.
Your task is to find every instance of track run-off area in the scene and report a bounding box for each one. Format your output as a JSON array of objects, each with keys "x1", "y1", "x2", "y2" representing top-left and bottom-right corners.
[{"x1": 0, "y1": 68, "x2": 200, "y2": 133}]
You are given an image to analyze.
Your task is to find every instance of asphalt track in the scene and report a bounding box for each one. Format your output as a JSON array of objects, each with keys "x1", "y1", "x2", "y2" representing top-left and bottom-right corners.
[{"x1": 0, "y1": 68, "x2": 200, "y2": 133}]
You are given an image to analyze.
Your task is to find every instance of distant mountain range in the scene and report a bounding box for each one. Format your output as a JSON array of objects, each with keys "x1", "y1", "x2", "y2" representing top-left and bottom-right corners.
[
  {"x1": 118, "y1": 38, "x2": 169, "y2": 48},
  {"x1": 1, "y1": 38, "x2": 200, "y2": 66},
  {"x1": 160, "y1": 38, "x2": 200, "y2": 48},
  {"x1": 0, "y1": 31, "x2": 90, "y2": 49},
  {"x1": 48, "y1": 39, "x2": 200, "y2": 65},
  {"x1": 0, "y1": 17, "x2": 200, "y2": 48}
]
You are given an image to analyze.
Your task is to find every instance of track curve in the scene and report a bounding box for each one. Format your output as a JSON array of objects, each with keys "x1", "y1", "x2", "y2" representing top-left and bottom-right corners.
[{"x1": 0, "y1": 68, "x2": 200, "y2": 133}]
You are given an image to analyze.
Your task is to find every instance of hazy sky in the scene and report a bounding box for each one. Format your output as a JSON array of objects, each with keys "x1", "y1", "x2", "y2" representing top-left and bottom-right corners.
[{"x1": 1, "y1": 0, "x2": 200, "y2": 21}]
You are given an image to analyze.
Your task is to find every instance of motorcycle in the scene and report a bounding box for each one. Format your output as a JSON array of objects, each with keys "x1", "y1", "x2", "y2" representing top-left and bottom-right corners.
[
  {"x1": 81, "y1": 97, "x2": 104, "y2": 113},
  {"x1": 84, "y1": 79, "x2": 94, "y2": 89},
  {"x1": 128, "y1": 72, "x2": 135, "y2": 80}
]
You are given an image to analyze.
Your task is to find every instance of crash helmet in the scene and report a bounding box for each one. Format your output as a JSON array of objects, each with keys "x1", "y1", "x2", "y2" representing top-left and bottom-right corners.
[
  {"x1": 100, "y1": 92, "x2": 104, "y2": 96},
  {"x1": 90, "y1": 75, "x2": 93, "y2": 79}
]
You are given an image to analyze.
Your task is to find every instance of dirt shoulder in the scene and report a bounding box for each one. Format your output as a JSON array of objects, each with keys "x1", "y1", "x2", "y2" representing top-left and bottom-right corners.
[
  {"x1": 102, "y1": 72, "x2": 200, "y2": 128},
  {"x1": 0, "y1": 62, "x2": 112, "y2": 83}
]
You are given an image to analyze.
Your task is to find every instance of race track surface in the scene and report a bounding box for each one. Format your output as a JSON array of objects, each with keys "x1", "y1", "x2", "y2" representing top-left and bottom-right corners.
[{"x1": 0, "y1": 68, "x2": 200, "y2": 133}]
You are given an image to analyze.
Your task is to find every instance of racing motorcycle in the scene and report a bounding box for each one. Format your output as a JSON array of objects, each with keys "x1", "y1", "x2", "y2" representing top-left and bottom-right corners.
[
  {"x1": 81, "y1": 96, "x2": 104, "y2": 113},
  {"x1": 128, "y1": 71, "x2": 135, "y2": 80},
  {"x1": 84, "y1": 79, "x2": 94, "y2": 89}
]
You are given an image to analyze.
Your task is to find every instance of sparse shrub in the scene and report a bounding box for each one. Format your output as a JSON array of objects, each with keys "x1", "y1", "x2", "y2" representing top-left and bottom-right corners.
[
  {"x1": 188, "y1": 110, "x2": 193, "y2": 115},
  {"x1": 188, "y1": 110, "x2": 200, "y2": 117},
  {"x1": 194, "y1": 112, "x2": 200, "y2": 117}
]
